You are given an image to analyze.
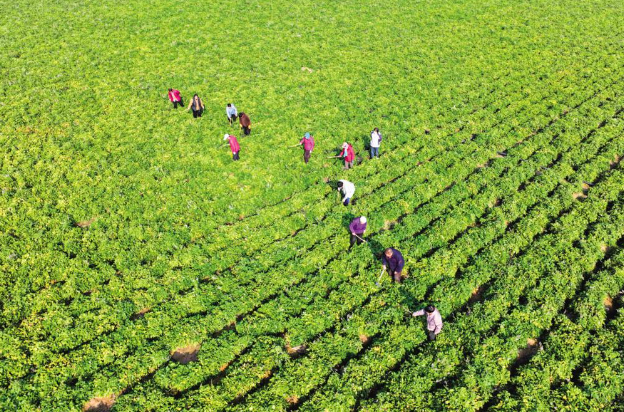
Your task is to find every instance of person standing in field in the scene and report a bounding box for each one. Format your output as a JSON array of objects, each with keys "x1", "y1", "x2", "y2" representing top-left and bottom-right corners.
[
  {"x1": 337, "y1": 179, "x2": 355, "y2": 206},
  {"x1": 382, "y1": 247, "x2": 404, "y2": 283},
  {"x1": 349, "y1": 216, "x2": 367, "y2": 247},
  {"x1": 412, "y1": 305, "x2": 443, "y2": 341},
  {"x1": 168, "y1": 88, "x2": 183, "y2": 109},
  {"x1": 370, "y1": 128, "x2": 382, "y2": 159},
  {"x1": 339, "y1": 142, "x2": 356, "y2": 169},
  {"x1": 226, "y1": 103, "x2": 238, "y2": 125},
  {"x1": 239, "y1": 112, "x2": 251, "y2": 135},
  {"x1": 299, "y1": 132, "x2": 315, "y2": 164},
  {"x1": 187, "y1": 94, "x2": 205, "y2": 118},
  {"x1": 224, "y1": 133, "x2": 240, "y2": 161}
]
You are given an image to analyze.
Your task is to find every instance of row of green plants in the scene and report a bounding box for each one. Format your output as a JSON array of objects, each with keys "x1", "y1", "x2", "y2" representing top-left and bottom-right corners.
[{"x1": 105, "y1": 77, "x2": 623, "y2": 410}]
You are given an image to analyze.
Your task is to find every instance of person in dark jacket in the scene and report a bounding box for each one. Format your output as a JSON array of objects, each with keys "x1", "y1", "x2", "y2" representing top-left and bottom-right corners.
[
  {"x1": 239, "y1": 112, "x2": 251, "y2": 135},
  {"x1": 382, "y1": 247, "x2": 404, "y2": 283},
  {"x1": 187, "y1": 94, "x2": 205, "y2": 118},
  {"x1": 349, "y1": 216, "x2": 367, "y2": 247}
]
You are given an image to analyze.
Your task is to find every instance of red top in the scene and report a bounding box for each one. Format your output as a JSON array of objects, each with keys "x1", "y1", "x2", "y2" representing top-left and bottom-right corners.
[
  {"x1": 339, "y1": 144, "x2": 355, "y2": 162},
  {"x1": 168, "y1": 89, "x2": 181, "y2": 102},
  {"x1": 228, "y1": 135, "x2": 240, "y2": 153},
  {"x1": 299, "y1": 136, "x2": 315, "y2": 151}
]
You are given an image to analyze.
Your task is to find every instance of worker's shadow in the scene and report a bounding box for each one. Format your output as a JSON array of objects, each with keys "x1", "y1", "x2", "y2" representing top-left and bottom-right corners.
[{"x1": 367, "y1": 238, "x2": 384, "y2": 260}]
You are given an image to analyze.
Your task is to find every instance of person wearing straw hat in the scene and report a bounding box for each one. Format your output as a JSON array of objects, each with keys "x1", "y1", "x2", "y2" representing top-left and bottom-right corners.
[
  {"x1": 224, "y1": 133, "x2": 240, "y2": 161},
  {"x1": 339, "y1": 142, "x2": 356, "y2": 169},
  {"x1": 349, "y1": 216, "x2": 367, "y2": 247}
]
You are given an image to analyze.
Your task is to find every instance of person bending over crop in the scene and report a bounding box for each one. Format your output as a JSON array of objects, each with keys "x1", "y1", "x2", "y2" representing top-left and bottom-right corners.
[
  {"x1": 382, "y1": 247, "x2": 404, "y2": 283},
  {"x1": 168, "y1": 88, "x2": 183, "y2": 109},
  {"x1": 187, "y1": 94, "x2": 205, "y2": 118},
  {"x1": 339, "y1": 142, "x2": 356, "y2": 170},
  {"x1": 224, "y1": 133, "x2": 240, "y2": 161},
  {"x1": 226, "y1": 103, "x2": 238, "y2": 125},
  {"x1": 337, "y1": 179, "x2": 355, "y2": 206},
  {"x1": 370, "y1": 128, "x2": 382, "y2": 158},
  {"x1": 239, "y1": 112, "x2": 251, "y2": 135},
  {"x1": 349, "y1": 216, "x2": 367, "y2": 247},
  {"x1": 413, "y1": 305, "x2": 443, "y2": 341},
  {"x1": 298, "y1": 132, "x2": 315, "y2": 164}
]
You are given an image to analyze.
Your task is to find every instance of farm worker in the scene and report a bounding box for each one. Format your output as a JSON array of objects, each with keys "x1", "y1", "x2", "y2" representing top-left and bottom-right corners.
[
  {"x1": 224, "y1": 133, "x2": 240, "y2": 161},
  {"x1": 239, "y1": 112, "x2": 251, "y2": 135},
  {"x1": 349, "y1": 216, "x2": 367, "y2": 247},
  {"x1": 187, "y1": 94, "x2": 205, "y2": 118},
  {"x1": 226, "y1": 103, "x2": 238, "y2": 125},
  {"x1": 370, "y1": 128, "x2": 382, "y2": 158},
  {"x1": 337, "y1": 179, "x2": 355, "y2": 206},
  {"x1": 299, "y1": 132, "x2": 315, "y2": 164},
  {"x1": 339, "y1": 142, "x2": 356, "y2": 170},
  {"x1": 382, "y1": 247, "x2": 404, "y2": 283},
  {"x1": 168, "y1": 88, "x2": 183, "y2": 109},
  {"x1": 412, "y1": 305, "x2": 443, "y2": 341}
]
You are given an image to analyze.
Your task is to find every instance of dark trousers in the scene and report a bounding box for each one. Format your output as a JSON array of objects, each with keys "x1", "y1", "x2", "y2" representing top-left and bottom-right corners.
[
  {"x1": 428, "y1": 331, "x2": 436, "y2": 341},
  {"x1": 350, "y1": 233, "x2": 364, "y2": 247},
  {"x1": 233, "y1": 151, "x2": 240, "y2": 161},
  {"x1": 343, "y1": 197, "x2": 350, "y2": 206},
  {"x1": 193, "y1": 109, "x2": 202, "y2": 118},
  {"x1": 242, "y1": 126, "x2": 250, "y2": 135},
  {"x1": 228, "y1": 114, "x2": 237, "y2": 124},
  {"x1": 304, "y1": 150, "x2": 311, "y2": 163},
  {"x1": 172, "y1": 99, "x2": 183, "y2": 109},
  {"x1": 389, "y1": 269, "x2": 402, "y2": 283}
]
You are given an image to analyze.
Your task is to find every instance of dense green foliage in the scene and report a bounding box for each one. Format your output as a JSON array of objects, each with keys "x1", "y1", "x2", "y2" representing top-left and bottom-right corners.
[{"x1": 1, "y1": 0, "x2": 623, "y2": 410}]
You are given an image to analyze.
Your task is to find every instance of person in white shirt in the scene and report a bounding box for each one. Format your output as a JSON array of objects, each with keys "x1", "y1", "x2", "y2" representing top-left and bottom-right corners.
[
  {"x1": 370, "y1": 128, "x2": 382, "y2": 159},
  {"x1": 226, "y1": 103, "x2": 238, "y2": 125},
  {"x1": 413, "y1": 305, "x2": 443, "y2": 341},
  {"x1": 337, "y1": 180, "x2": 355, "y2": 206}
]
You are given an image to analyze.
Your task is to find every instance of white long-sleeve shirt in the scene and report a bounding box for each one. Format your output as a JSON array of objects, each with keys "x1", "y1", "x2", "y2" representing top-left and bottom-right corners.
[
  {"x1": 413, "y1": 308, "x2": 443, "y2": 334},
  {"x1": 338, "y1": 180, "x2": 355, "y2": 202},
  {"x1": 370, "y1": 131, "x2": 382, "y2": 148},
  {"x1": 226, "y1": 105, "x2": 238, "y2": 117}
]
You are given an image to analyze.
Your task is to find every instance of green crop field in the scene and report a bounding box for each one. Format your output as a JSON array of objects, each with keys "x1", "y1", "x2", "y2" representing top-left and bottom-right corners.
[{"x1": 1, "y1": 0, "x2": 623, "y2": 410}]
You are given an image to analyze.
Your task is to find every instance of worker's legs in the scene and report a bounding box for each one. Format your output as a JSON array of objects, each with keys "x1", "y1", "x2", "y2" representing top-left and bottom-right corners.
[
  {"x1": 304, "y1": 150, "x2": 311, "y2": 164},
  {"x1": 233, "y1": 151, "x2": 240, "y2": 161},
  {"x1": 350, "y1": 233, "x2": 357, "y2": 248},
  {"x1": 343, "y1": 197, "x2": 350, "y2": 206},
  {"x1": 193, "y1": 110, "x2": 199, "y2": 118},
  {"x1": 371, "y1": 147, "x2": 379, "y2": 158},
  {"x1": 356, "y1": 234, "x2": 364, "y2": 245},
  {"x1": 428, "y1": 331, "x2": 436, "y2": 341},
  {"x1": 243, "y1": 126, "x2": 250, "y2": 135},
  {"x1": 393, "y1": 271, "x2": 402, "y2": 283}
]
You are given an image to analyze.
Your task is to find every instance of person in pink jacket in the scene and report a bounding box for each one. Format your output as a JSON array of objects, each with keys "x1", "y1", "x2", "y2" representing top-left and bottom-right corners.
[
  {"x1": 298, "y1": 132, "x2": 315, "y2": 164},
  {"x1": 413, "y1": 305, "x2": 443, "y2": 341},
  {"x1": 339, "y1": 142, "x2": 356, "y2": 169},
  {"x1": 224, "y1": 134, "x2": 240, "y2": 161},
  {"x1": 168, "y1": 88, "x2": 183, "y2": 109}
]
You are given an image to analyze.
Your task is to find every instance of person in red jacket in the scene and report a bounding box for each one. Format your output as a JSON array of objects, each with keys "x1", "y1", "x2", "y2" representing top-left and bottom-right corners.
[
  {"x1": 168, "y1": 88, "x2": 183, "y2": 109},
  {"x1": 224, "y1": 134, "x2": 240, "y2": 161},
  {"x1": 298, "y1": 132, "x2": 315, "y2": 163},
  {"x1": 339, "y1": 142, "x2": 356, "y2": 169}
]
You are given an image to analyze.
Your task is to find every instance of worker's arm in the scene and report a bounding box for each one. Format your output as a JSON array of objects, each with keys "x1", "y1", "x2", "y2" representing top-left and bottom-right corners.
[
  {"x1": 186, "y1": 100, "x2": 193, "y2": 110},
  {"x1": 412, "y1": 309, "x2": 425, "y2": 317},
  {"x1": 433, "y1": 313, "x2": 443, "y2": 334}
]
